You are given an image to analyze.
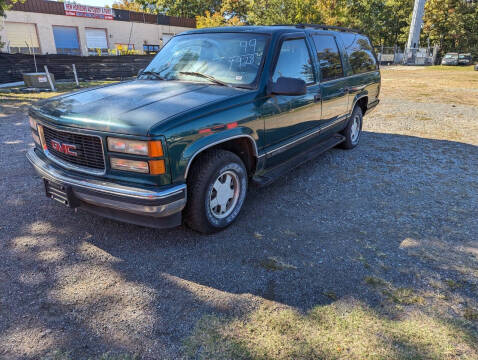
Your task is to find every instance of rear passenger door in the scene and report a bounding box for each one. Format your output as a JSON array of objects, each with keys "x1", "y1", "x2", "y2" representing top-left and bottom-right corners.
[{"x1": 312, "y1": 34, "x2": 349, "y2": 125}]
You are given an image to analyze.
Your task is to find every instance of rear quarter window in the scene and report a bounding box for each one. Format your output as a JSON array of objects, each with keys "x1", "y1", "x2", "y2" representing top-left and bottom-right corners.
[{"x1": 340, "y1": 33, "x2": 378, "y2": 74}]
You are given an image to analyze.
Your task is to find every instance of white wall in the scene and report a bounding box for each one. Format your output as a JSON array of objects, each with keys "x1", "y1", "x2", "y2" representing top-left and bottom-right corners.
[{"x1": 0, "y1": 10, "x2": 192, "y2": 55}]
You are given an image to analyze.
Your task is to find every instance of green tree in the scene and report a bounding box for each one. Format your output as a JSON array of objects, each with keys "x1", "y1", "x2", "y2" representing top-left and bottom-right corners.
[
  {"x1": 315, "y1": 0, "x2": 351, "y2": 26},
  {"x1": 423, "y1": 0, "x2": 478, "y2": 56},
  {"x1": 246, "y1": 0, "x2": 322, "y2": 25},
  {"x1": 112, "y1": 0, "x2": 154, "y2": 13},
  {"x1": 1, "y1": 0, "x2": 21, "y2": 17},
  {"x1": 196, "y1": 10, "x2": 244, "y2": 28},
  {"x1": 346, "y1": 0, "x2": 413, "y2": 47},
  {"x1": 136, "y1": 0, "x2": 222, "y2": 17}
]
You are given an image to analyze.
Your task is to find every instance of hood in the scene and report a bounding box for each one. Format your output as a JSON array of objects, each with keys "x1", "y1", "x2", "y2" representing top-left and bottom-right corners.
[{"x1": 34, "y1": 80, "x2": 246, "y2": 136}]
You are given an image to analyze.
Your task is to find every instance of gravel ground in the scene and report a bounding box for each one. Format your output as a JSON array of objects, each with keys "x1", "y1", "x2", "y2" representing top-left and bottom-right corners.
[{"x1": 0, "y1": 67, "x2": 477, "y2": 359}]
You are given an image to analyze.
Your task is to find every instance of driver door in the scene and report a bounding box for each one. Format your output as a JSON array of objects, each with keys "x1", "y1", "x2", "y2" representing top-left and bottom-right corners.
[{"x1": 262, "y1": 36, "x2": 321, "y2": 163}]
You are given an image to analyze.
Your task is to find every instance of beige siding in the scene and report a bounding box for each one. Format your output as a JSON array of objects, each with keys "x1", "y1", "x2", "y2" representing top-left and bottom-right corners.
[{"x1": 1, "y1": 10, "x2": 192, "y2": 55}]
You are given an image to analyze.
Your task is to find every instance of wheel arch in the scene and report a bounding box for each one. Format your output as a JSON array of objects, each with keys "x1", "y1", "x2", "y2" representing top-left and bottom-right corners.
[
  {"x1": 183, "y1": 132, "x2": 259, "y2": 180},
  {"x1": 352, "y1": 95, "x2": 369, "y2": 116}
]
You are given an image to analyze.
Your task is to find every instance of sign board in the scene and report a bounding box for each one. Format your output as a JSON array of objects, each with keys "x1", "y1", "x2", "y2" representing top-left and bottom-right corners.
[{"x1": 64, "y1": 2, "x2": 114, "y2": 20}]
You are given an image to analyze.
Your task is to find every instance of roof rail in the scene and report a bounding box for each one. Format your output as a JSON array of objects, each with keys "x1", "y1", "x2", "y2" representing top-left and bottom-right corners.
[
  {"x1": 270, "y1": 24, "x2": 361, "y2": 34},
  {"x1": 297, "y1": 24, "x2": 362, "y2": 33}
]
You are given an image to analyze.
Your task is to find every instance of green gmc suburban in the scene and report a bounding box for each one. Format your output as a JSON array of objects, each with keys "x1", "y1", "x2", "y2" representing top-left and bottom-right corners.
[{"x1": 27, "y1": 25, "x2": 380, "y2": 233}]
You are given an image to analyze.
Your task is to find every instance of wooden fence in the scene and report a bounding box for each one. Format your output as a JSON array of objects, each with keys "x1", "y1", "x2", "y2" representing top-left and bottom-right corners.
[{"x1": 0, "y1": 53, "x2": 155, "y2": 84}]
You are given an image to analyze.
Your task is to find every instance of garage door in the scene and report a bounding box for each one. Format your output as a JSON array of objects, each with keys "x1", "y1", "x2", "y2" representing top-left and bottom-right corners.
[
  {"x1": 53, "y1": 26, "x2": 80, "y2": 55},
  {"x1": 5, "y1": 22, "x2": 40, "y2": 54},
  {"x1": 85, "y1": 28, "x2": 108, "y2": 53}
]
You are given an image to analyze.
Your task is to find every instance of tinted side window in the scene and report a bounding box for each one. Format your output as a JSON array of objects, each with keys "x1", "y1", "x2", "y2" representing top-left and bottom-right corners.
[
  {"x1": 272, "y1": 38, "x2": 315, "y2": 84},
  {"x1": 340, "y1": 33, "x2": 377, "y2": 74},
  {"x1": 312, "y1": 35, "x2": 343, "y2": 81}
]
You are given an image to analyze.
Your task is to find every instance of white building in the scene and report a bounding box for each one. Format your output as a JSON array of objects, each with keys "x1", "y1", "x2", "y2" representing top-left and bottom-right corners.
[{"x1": 0, "y1": 0, "x2": 196, "y2": 56}]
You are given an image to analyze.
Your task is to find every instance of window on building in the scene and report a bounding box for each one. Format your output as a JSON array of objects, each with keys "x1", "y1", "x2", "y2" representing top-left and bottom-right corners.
[
  {"x1": 85, "y1": 28, "x2": 108, "y2": 55},
  {"x1": 52, "y1": 26, "x2": 81, "y2": 55},
  {"x1": 272, "y1": 38, "x2": 315, "y2": 84},
  {"x1": 312, "y1": 35, "x2": 343, "y2": 81},
  {"x1": 143, "y1": 45, "x2": 160, "y2": 55},
  {"x1": 5, "y1": 22, "x2": 40, "y2": 54},
  {"x1": 339, "y1": 33, "x2": 378, "y2": 74}
]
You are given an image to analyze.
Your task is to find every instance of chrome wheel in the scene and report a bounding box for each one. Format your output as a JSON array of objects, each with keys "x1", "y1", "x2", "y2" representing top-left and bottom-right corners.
[
  {"x1": 350, "y1": 114, "x2": 361, "y2": 144},
  {"x1": 209, "y1": 170, "x2": 240, "y2": 219}
]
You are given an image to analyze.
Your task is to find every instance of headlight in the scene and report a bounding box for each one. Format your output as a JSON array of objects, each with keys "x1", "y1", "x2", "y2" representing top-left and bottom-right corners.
[
  {"x1": 107, "y1": 138, "x2": 163, "y2": 157},
  {"x1": 29, "y1": 116, "x2": 37, "y2": 131},
  {"x1": 110, "y1": 158, "x2": 149, "y2": 173}
]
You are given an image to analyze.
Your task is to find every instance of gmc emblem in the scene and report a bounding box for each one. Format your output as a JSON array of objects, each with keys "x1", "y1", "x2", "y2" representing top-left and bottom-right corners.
[{"x1": 51, "y1": 139, "x2": 78, "y2": 156}]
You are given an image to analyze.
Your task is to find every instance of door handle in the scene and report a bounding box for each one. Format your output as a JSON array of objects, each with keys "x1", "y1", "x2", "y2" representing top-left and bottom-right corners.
[{"x1": 343, "y1": 87, "x2": 350, "y2": 93}]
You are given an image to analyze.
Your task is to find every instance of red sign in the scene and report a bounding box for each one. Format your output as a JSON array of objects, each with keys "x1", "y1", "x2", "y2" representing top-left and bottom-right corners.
[{"x1": 64, "y1": 2, "x2": 114, "y2": 20}]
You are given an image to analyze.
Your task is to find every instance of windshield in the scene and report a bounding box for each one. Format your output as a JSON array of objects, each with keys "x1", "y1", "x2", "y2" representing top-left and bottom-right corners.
[
  {"x1": 444, "y1": 54, "x2": 458, "y2": 59},
  {"x1": 141, "y1": 33, "x2": 269, "y2": 88}
]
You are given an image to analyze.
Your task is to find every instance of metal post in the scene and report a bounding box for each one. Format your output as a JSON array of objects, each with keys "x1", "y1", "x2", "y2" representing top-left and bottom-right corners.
[
  {"x1": 72, "y1": 64, "x2": 79, "y2": 87},
  {"x1": 44, "y1": 65, "x2": 56, "y2": 92},
  {"x1": 32, "y1": 47, "x2": 38, "y2": 73}
]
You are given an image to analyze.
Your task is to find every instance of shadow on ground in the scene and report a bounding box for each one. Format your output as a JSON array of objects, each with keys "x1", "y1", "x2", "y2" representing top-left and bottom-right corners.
[{"x1": 1, "y1": 123, "x2": 477, "y2": 358}]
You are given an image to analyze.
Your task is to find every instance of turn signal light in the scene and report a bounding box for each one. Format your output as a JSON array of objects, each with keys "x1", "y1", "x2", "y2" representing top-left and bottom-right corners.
[
  {"x1": 148, "y1": 160, "x2": 165, "y2": 175},
  {"x1": 148, "y1": 141, "x2": 164, "y2": 157}
]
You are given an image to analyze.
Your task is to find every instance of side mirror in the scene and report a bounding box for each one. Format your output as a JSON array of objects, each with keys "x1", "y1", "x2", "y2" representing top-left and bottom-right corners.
[
  {"x1": 137, "y1": 68, "x2": 144, "y2": 77},
  {"x1": 270, "y1": 77, "x2": 307, "y2": 96}
]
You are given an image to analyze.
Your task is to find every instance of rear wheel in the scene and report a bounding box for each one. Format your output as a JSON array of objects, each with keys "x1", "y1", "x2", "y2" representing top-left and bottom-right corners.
[
  {"x1": 184, "y1": 149, "x2": 247, "y2": 234},
  {"x1": 340, "y1": 106, "x2": 363, "y2": 149}
]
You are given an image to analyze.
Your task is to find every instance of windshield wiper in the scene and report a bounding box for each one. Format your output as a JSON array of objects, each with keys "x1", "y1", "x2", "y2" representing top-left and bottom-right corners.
[
  {"x1": 140, "y1": 70, "x2": 165, "y2": 80},
  {"x1": 179, "y1": 71, "x2": 231, "y2": 87}
]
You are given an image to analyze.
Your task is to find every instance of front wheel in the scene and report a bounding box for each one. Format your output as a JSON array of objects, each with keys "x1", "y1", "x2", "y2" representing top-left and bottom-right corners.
[
  {"x1": 184, "y1": 149, "x2": 248, "y2": 234},
  {"x1": 340, "y1": 106, "x2": 363, "y2": 149}
]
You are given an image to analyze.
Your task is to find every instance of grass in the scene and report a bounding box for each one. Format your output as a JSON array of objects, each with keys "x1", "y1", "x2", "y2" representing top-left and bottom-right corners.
[
  {"x1": 364, "y1": 276, "x2": 426, "y2": 306},
  {"x1": 184, "y1": 301, "x2": 478, "y2": 359},
  {"x1": 464, "y1": 308, "x2": 478, "y2": 322},
  {"x1": 380, "y1": 66, "x2": 478, "y2": 106},
  {"x1": 427, "y1": 65, "x2": 476, "y2": 71},
  {"x1": 0, "y1": 80, "x2": 119, "y2": 115}
]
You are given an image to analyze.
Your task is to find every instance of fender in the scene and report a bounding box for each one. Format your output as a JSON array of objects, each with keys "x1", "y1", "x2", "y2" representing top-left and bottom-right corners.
[
  {"x1": 182, "y1": 127, "x2": 259, "y2": 180},
  {"x1": 350, "y1": 91, "x2": 369, "y2": 114}
]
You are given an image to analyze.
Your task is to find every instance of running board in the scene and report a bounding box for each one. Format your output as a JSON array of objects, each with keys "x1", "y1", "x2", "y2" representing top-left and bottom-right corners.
[{"x1": 252, "y1": 133, "x2": 345, "y2": 187}]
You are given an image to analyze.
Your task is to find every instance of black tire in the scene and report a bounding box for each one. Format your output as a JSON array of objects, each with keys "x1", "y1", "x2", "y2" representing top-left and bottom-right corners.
[
  {"x1": 184, "y1": 149, "x2": 248, "y2": 234},
  {"x1": 340, "y1": 106, "x2": 363, "y2": 149}
]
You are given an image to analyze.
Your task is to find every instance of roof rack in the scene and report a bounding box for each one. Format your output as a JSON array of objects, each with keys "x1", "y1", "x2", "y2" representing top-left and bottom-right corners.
[
  {"x1": 297, "y1": 24, "x2": 361, "y2": 33},
  {"x1": 271, "y1": 24, "x2": 361, "y2": 34}
]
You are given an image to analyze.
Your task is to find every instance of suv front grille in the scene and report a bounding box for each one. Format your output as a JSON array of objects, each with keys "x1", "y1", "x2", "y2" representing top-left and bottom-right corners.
[{"x1": 42, "y1": 125, "x2": 105, "y2": 171}]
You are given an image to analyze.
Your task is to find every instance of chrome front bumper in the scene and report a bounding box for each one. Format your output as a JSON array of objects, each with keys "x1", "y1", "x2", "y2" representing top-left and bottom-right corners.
[{"x1": 26, "y1": 148, "x2": 186, "y2": 226}]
